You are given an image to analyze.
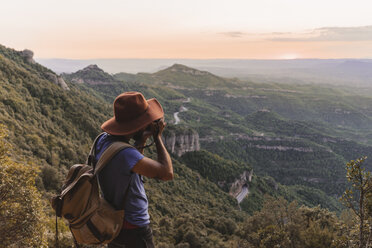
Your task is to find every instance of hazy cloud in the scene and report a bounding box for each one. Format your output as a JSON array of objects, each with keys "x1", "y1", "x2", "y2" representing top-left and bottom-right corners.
[
  {"x1": 269, "y1": 26, "x2": 372, "y2": 42},
  {"x1": 219, "y1": 26, "x2": 372, "y2": 42},
  {"x1": 219, "y1": 31, "x2": 246, "y2": 38}
]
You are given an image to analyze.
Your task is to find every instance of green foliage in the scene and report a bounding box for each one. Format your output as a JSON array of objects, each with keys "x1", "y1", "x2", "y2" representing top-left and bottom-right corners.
[
  {"x1": 40, "y1": 164, "x2": 63, "y2": 192},
  {"x1": 180, "y1": 150, "x2": 251, "y2": 191},
  {"x1": 238, "y1": 195, "x2": 348, "y2": 248},
  {"x1": 203, "y1": 137, "x2": 348, "y2": 195},
  {"x1": 340, "y1": 157, "x2": 372, "y2": 248},
  {"x1": 0, "y1": 44, "x2": 111, "y2": 173},
  {"x1": 145, "y1": 160, "x2": 246, "y2": 247},
  {"x1": 0, "y1": 125, "x2": 47, "y2": 247}
]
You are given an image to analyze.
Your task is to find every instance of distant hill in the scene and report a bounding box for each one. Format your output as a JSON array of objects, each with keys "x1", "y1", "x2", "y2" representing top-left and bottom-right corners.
[
  {"x1": 153, "y1": 64, "x2": 230, "y2": 87},
  {"x1": 62, "y1": 64, "x2": 117, "y2": 85},
  {"x1": 67, "y1": 63, "x2": 372, "y2": 197},
  {"x1": 38, "y1": 58, "x2": 372, "y2": 87}
]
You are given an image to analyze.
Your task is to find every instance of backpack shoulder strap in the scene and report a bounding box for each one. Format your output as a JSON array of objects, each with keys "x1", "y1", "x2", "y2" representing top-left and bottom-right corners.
[
  {"x1": 93, "y1": 141, "x2": 134, "y2": 175},
  {"x1": 86, "y1": 132, "x2": 106, "y2": 165}
]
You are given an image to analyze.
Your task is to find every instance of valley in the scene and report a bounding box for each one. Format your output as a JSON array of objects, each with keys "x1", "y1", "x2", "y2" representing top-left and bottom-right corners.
[
  {"x1": 64, "y1": 61, "x2": 372, "y2": 203},
  {"x1": 1, "y1": 44, "x2": 372, "y2": 247}
]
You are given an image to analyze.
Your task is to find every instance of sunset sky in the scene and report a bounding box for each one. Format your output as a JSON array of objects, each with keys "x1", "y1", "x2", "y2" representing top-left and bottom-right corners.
[{"x1": 1, "y1": 0, "x2": 372, "y2": 59}]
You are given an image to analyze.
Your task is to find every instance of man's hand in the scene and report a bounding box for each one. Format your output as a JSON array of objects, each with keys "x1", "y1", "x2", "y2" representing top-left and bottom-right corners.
[
  {"x1": 133, "y1": 121, "x2": 157, "y2": 143},
  {"x1": 133, "y1": 118, "x2": 165, "y2": 153},
  {"x1": 153, "y1": 118, "x2": 166, "y2": 139},
  {"x1": 138, "y1": 118, "x2": 166, "y2": 140},
  {"x1": 132, "y1": 117, "x2": 173, "y2": 181}
]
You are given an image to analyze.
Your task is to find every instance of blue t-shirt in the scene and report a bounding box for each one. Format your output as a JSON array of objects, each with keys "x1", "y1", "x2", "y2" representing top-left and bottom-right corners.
[{"x1": 94, "y1": 133, "x2": 150, "y2": 227}]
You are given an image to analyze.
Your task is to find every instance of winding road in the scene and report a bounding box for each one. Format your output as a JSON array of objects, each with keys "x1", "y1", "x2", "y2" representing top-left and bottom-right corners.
[{"x1": 174, "y1": 98, "x2": 190, "y2": 124}]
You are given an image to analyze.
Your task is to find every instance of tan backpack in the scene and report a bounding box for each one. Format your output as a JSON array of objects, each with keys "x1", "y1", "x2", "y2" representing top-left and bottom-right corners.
[{"x1": 51, "y1": 134, "x2": 133, "y2": 245}]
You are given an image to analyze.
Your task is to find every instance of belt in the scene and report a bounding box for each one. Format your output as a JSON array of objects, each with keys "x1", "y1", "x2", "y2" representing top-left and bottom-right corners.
[{"x1": 123, "y1": 220, "x2": 141, "y2": 229}]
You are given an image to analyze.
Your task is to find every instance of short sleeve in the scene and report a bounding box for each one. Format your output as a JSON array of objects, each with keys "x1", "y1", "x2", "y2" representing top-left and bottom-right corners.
[{"x1": 115, "y1": 147, "x2": 144, "y2": 174}]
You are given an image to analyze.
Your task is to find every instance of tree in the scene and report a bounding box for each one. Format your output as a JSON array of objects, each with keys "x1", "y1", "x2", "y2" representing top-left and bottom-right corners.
[
  {"x1": 340, "y1": 157, "x2": 372, "y2": 248},
  {"x1": 0, "y1": 125, "x2": 47, "y2": 247},
  {"x1": 239, "y1": 195, "x2": 346, "y2": 248}
]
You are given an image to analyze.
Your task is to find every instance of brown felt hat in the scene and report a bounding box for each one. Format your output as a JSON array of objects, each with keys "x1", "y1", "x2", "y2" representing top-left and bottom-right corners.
[{"x1": 101, "y1": 92, "x2": 164, "y2": 135}]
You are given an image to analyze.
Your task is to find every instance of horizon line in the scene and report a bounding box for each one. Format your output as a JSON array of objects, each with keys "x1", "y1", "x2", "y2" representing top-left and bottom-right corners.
[{"x1": 36, "y1": 57, "x2": 372, "y2": 61}]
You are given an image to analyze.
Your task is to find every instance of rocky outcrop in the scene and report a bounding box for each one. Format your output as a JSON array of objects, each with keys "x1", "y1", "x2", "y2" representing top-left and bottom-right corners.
[
  {"x1": 200, "y1": 134, "x2": 298, "y2": 143},
  {"x1": 247, "y1": 144, "x2": 313, "y2": 152},
  {"x1": 169, "y1": 64, "x2": 209, "y2": 76},
  {"x1": 20, "y1": 49, "x2": 35, "y2": 64},
  {"x1": 57, "y1": 77, "x2": 70, "y2": 90},
  {"x1": 45, "y1": 72, "x2": 70, "y2": 90},
  {"x1": 229, "y1": 170, "x2": 253, "y2": 203},
  {"x1": 162, "y1": 128, "x2": 200, "y2": 157},
  {"x1": 84, "y1": 64, "x2": 100, "y2": 71},
  {"x1": 65, "y1": 64, "x2": 116, "y2": 85}
]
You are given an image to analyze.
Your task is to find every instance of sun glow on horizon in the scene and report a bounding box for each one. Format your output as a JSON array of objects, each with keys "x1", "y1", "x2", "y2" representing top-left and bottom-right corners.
[{"x1": 278, "y1": 53, "x2": 301, "y2": 60}]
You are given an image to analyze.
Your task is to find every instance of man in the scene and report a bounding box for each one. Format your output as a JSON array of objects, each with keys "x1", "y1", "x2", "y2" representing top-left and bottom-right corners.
[{"x1": 94, "y1": 92, "x2": 173, "y2": 248}]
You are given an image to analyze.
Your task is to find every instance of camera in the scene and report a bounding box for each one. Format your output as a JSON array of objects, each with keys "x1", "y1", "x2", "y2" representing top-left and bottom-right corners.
[
  {"x1": 144, "y1": 119, "x2": 161, "y2": 131},
  {"x1": 134, "y1": 119, "x2": 162, "y2": 140},
  {"x1": 153, "y1": 118, "x2": 161, "y2": 126}
]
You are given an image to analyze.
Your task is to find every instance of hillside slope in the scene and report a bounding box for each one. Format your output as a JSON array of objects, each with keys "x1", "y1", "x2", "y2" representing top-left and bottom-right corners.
[
  {"x1": 68, "y1": 64, "x2": 372, "y2": 196},
  {"x1": 0, "y1": 45, "x2": 111, "y2": 175},
  {"x1": 0, "y1": 44, "x2": 251, "y2": 246},
  {"x1": 64, "y1": 64, "x2": 352, "y2": 210}
]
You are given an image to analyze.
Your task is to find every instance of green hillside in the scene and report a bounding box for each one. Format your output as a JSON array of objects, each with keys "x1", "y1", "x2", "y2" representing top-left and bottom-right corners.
[
  {"x1": 2, "y1": 44, "x2": 369, "y2": 247},
  {"x1": 153, "y1": 64, "x2": 236, "y2": 88},
  {"x1": 0, "y1": 44, "x2": 251, "y2": 247},
  {"x1": 0, "y1": 45, "x2": 113, "y2": 193},
  {"x1": 68, "y1": 63, "x2": 372, "y2": 197},
  {"x1": 179, "y1": 149, "x2": 342, "y2": 213},
  {"x1": 180, "y1": 150, "x2": 252, "y2": 190}
]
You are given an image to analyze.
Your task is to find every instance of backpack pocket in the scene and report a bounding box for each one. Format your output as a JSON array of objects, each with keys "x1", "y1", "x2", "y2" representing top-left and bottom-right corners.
[{"x1": 70, "y1": 199, "x2": 124, "y2": 245}]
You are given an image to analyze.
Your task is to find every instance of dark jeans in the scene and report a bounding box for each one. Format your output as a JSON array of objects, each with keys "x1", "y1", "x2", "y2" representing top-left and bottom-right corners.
[{"x1": 108, "y1": 225, "x2": 155, "y2": 248}]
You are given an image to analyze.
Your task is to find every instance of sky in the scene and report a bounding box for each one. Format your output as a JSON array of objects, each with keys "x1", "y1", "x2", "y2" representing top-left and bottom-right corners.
[{"x1": 1, "y1": 0, "x2": 372, "y2": 59}]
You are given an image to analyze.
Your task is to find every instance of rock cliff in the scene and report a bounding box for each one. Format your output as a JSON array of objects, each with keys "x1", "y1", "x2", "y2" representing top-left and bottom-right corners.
[
  {"x1": 229, "y1": 170, "x2": 253, "y2": 203},
  {"x1": 20, "y1": 49, "x2": 35, "y2": 64},
  {"x1": 45, "y1": 72, "x2": 70, "y2": 90},
  {"x1": 162, "y1": 128, "x2": 200, "y2": 157}
]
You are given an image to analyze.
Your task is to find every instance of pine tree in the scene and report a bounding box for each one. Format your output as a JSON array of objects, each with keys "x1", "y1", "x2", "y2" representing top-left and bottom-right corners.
[{"x1": 340, "y1": 157, "x2": 372, "y2": 248}]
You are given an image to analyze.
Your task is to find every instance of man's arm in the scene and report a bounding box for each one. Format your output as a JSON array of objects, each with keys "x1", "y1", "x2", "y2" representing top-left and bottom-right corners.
[{"x1": 132, "y1": 120, "x2": 173, "y2": 181}]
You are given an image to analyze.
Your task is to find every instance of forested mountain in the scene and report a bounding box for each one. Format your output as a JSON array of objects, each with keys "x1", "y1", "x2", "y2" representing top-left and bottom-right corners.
[
  {"x1": 66, "y1": 63, "x2": 372, "y2": 197},
  {"x1": 0, "y1": 45, "x2": 115, "y2": 190},
  {"x1": 0, "y1": 44, "x2": 247, "y2": 246},
  {"x1": 1, "y1": 44, "x2": 371, "y2": 247}
]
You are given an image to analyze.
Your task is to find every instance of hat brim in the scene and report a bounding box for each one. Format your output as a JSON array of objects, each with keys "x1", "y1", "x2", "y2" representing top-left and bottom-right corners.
[{"x1": 101, "y1": 98, "x2": 164, "y2": 135}]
